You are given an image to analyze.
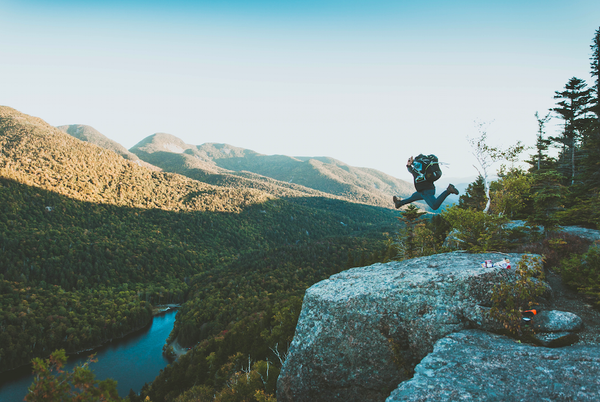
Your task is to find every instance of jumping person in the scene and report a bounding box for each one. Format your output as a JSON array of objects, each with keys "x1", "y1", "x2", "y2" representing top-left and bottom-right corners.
[{"x1": 393, "y1": 155, "x2": 459, "y2": 210}]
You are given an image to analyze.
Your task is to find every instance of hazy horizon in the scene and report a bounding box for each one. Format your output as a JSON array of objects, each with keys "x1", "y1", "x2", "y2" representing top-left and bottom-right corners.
[{"x1": 1, "y1": 0, "x2": 599, "y2": 178}]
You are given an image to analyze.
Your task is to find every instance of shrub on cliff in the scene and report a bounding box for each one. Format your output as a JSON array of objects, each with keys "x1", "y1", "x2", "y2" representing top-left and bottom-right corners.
[
  {"x1": 441, "y1": 206, "x2": 509, "y2": 252},
  {"x1": 25, "y1": 349, "x2": 121, "y2": 402},
  {"x1": 558, "y1": 246, "x2": 600, "y2": 305},
  {"x1": 489, "y1": 254, "x2": 546, "y2": 335}
]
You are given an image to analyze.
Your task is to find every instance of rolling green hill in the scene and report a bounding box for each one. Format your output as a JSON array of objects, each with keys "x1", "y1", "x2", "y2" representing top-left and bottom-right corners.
[
  {"x1": 129, "y1": 132, "x2": 414, "y2": 208},
  {"x1": 56, "y1": 124, "x2": 160, "y2": 171},
  {"x1": 0, "y1": 105, "x2": 398, "y2": 388}
]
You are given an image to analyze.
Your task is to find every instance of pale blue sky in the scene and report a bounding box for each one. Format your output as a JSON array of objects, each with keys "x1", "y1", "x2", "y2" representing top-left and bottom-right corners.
[{"x1": 1, "y1": 0, "x2": 599, "y2": 179}]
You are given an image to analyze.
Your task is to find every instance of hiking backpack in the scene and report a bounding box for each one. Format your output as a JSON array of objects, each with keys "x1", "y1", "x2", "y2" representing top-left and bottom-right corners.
[{"x1": 413, "y1": 154, "x2": 442, "y2": 183}]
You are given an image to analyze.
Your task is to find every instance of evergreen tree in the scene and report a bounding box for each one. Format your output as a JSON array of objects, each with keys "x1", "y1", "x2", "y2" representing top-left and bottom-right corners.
[
  {"x1": 458, "y1": 175, "x2": 487, "y2": 211},
  {"x1": 395, "y1": 205, "x2": 427, "y2": 260},
  {"x1": 525, "y1": 111, "x2": 554, "y2": 172},
  {"x1": 529, "y1": 171, "x2": 567, "y2": 235},
  {"x1": 551, "y1": 77, "x2": 592, "y2": 185},
  {"x1": 579, "y1": 27, "x2": 600, "y2": 192},
  {"x1": 590, "y1": 27, "x2": 600, "y2": 122}
]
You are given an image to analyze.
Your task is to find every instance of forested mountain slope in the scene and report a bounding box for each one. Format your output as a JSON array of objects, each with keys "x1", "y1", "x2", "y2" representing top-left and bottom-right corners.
[
  {"x1": 129, "y1": 133, "x2": 413, "y2": 208},
  {"x1": 58, "y1": 129, "x2": 352, "y2": 202},
  {"x1": 0, "y1": 106, "x2": 397, "y2": 382},
  {"x1": 56, "y1": 124, "x2": 160, "y2": 171},
  {"x1": 0, "y1": 107, "x2": 272, "y2": 212}
]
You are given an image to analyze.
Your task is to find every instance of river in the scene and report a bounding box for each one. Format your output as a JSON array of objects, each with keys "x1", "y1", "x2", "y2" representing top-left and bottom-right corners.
[{"x1": 0, "y1": 309, "x2": 178, "y2": 401}]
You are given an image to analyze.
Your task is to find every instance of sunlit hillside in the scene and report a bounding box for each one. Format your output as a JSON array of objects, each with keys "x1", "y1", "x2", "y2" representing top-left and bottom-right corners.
[
  {"x1": 0, "y1": 106, "x2": 398, "y2": 377},
  {"x1": 56, "y1": 124, "x2": 160, "y2": 171},
  {"x1": 0, "y1": 107, "x2": 273, "y2": 213},
  {"x1": 129, "y1": 133, "x2": 414, "y2": 208}
]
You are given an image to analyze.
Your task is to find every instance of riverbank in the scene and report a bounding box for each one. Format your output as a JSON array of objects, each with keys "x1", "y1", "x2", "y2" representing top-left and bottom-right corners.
[
  {"x1": 1, "y1": 304, "x2": 181, "y2": 375},
  {"x1": 168, "y1": 338, "x2": 190, "y2": 359},
  {"x1": 153, "y1": 304, "x2": 181, "y2": 316},
  {"x1": 0, "y1": 309, "x2": 179, "y2": 401},
  {"x1": 0, "y1": 315, "x2": 154, "y2": 376}
]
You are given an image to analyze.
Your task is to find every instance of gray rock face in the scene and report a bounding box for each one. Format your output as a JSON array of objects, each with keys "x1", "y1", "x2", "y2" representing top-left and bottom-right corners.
[
  {"x1": 387, "y1": 330, "x2": 600, "y2": 401},
  {"x1": 534, "y1": 310, "x2": 583, "y2": 332},
  {"x1": 531, "y1": 310, "x2": 584, "y2": 347},
  {"x1": 533, "y1": 331, "x2": 579, "y2": 347},
  {"x1": 559, "y1": 226, "x2": 600, "y2": 242},
  {"x1": 277, "y1": 252, "x2": 543, "y2": 402}
]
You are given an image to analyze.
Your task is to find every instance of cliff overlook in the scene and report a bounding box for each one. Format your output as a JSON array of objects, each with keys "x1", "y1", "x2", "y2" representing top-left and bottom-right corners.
[{"x1": 278, "y1": 246, "x2": 600, "y2": 401}]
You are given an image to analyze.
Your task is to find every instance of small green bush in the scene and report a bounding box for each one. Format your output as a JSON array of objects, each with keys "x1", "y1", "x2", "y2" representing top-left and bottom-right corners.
[
  {"x1": 489, "y1": 255, "x2": 546, "y2": 335},
  {"x1": 441, "y1": 206, "x2": 509, "y2": 252},
  {"x1": 517, "y1": 232, "x2": 591, "y2": 269},
  {"x1": 558, "y1": 246, "x2": 600, "y2": 305}
]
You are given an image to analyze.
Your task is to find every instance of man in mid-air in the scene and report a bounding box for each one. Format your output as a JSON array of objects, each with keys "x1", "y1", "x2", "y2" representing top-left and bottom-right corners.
[{"x1": 393, "y1": 154, "x2": 458, "y2": 210}]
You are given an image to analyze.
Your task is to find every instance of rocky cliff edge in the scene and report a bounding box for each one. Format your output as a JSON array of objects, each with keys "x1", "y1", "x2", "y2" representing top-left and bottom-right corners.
[{"x1": 277, "y1": 251, "x2": 598, "y2": 401}]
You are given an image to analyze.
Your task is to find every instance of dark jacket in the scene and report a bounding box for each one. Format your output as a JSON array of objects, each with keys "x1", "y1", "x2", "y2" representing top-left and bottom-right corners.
[{"x1": 407, "y1": 164, "x2": 435, "y2": 192}]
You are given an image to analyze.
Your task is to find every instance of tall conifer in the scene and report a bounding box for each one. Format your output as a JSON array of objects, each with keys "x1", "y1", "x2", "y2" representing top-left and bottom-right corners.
[
  {"x1": 590, "y1": 27, "x2": 600, "y2": 120},
  {"x1": 583, "y1": 28, "x2": 600, "y2": 189},
  {"x1": 551, "y1": 77, "x2": 592, "y2": 185},
  {"x1": 577, "y1": 28, "x2": 600, "y2": 193}
]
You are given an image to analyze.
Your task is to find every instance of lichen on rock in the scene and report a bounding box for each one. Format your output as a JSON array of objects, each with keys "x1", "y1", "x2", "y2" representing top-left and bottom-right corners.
[{"x1": 277, "y1": 252, "x2": 544, "y2": 402}]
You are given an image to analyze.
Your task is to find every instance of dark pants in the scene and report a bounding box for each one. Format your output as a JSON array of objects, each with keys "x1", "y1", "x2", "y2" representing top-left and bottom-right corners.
[{"x1": 400, "y1": 188, "x2": 451, "y2": 210}]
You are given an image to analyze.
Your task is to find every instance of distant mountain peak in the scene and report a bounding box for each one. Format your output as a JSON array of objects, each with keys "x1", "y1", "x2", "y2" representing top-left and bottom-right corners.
[{"x1": 56, "y1": 124, "x2": 159, "y2": 171}]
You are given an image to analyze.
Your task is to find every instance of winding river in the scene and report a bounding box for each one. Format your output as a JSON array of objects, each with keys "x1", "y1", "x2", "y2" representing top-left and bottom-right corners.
[{"x1": 0, "y1": 309, "x2": 178, "y2": 401}]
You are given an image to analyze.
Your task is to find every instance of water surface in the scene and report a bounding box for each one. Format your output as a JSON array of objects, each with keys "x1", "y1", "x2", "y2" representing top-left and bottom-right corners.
[{"x1": 0, "y1": 309, "x2": 177, "y2": 401}]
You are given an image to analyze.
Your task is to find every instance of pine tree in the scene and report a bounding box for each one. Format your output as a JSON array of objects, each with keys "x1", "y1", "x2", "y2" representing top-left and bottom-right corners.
[
  {"x1": 590, "y1": 27, "x2": 600, "y2": 122},
  {"x1": 458, "y1": 175, "x2": 487, "y2": 211},
  {"x1": 551, "y1": 77, "x2": 592, "y2": 185},
  {"x1": 579, "y1": 27, "x2": 600, "y2": 192},
  {"x1": 525, "y1": 111, "x2": 554, "y2": 172},
  {"x1": 529, "y1": 171, "x2": 567, "y2": 235},
  {"x1": 395, "y1": 205, "x2": 427, "y2": 260}
]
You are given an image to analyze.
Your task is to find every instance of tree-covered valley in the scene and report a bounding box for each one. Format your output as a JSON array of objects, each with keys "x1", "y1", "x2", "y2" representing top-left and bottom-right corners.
[
  {"x1": 3, "y1": 26, "x2": 600, "y2": 402},
  {"x1": 0, "y1": 105, "x2": 397, "y2": 398}
]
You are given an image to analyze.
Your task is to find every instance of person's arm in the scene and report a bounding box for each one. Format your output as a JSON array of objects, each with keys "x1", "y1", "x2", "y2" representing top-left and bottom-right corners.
[{"x1": 406, "y1": 156, "x2": 414, "y2": 173}]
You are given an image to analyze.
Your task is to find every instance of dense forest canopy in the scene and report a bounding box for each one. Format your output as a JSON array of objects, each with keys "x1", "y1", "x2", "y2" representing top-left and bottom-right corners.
[
  {"x1": 7, "y1": 26, "x2": 600, "y2": 402},
  {"x1": 0, "y1": 105, "x2": 396, "y2": 402}
]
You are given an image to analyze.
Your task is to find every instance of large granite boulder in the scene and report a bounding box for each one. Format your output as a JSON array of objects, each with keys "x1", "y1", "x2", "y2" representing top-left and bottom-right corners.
[
  {"x1": 387, "y1": 329, "x2": 600, "y2": 401},
  {"x1": 558, "y1": 226, "x2": 600, "y2": 242},
  {"x1": 277, "y1": 252, "x2": 546, "y2": 402},
  {"x1": 531, "y1": 310, "x2": 584, "y2": 347},
  {"x1": 534, "y1": 310, "x2": 583, "y2": 332}
]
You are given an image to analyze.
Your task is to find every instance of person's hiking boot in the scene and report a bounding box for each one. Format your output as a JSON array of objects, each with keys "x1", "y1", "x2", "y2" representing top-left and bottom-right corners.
[
  {"x1": 447, "y1": 184, "x2": 459, "y2": 195},
  {"x1": 393, "y1": 196, "x2": 403, "y2": 209}
]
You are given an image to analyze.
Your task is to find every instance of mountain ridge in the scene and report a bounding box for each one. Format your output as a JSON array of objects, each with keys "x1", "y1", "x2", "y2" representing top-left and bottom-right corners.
[
  {"x1": 0, "y1": 106, "x2": 272, "y2": 212},
  {"x1": 0, "y1": 105, "x2": 398, "y2": 380},
  {"x1": 128, "y1": 131, "x2": 415, "y2": 208}
]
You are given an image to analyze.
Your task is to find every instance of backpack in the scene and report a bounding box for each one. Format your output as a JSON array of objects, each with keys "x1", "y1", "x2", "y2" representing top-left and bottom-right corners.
[{"x1": 413, "y1": 154, "x2": 442, "y2": 183}]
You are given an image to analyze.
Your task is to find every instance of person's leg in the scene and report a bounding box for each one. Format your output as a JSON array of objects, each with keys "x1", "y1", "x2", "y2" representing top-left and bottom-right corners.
[
  {"x1": 394, "y1": 191, "x2": 423, "y2": 208},
  {"x1": 420, "y1": 185, "x2": 458, "y2": 210},
  {"x1": 418, "y1": 189, "x2": 439, "y2": 209},
  {"x1": 431, "y1": 189, "x2": 451, "y2": 210}
]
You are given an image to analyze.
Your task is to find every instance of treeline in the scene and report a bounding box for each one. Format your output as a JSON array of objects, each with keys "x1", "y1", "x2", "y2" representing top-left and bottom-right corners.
[
  {"x1": 457, "y1": 27, "x2": 600, "y2": 229},
  {"x1": 0, "y1": 280, "x2": 153, "y2": 370},
  {"x1": 133, "y1": 233, "x2": 387, "y2": 402},
  {"x1": 0, "y1": 173, "x2": 395, "y2": 374},
  {"x1": 391, "y1": 28, "x2": 600, "y2": 307}
]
